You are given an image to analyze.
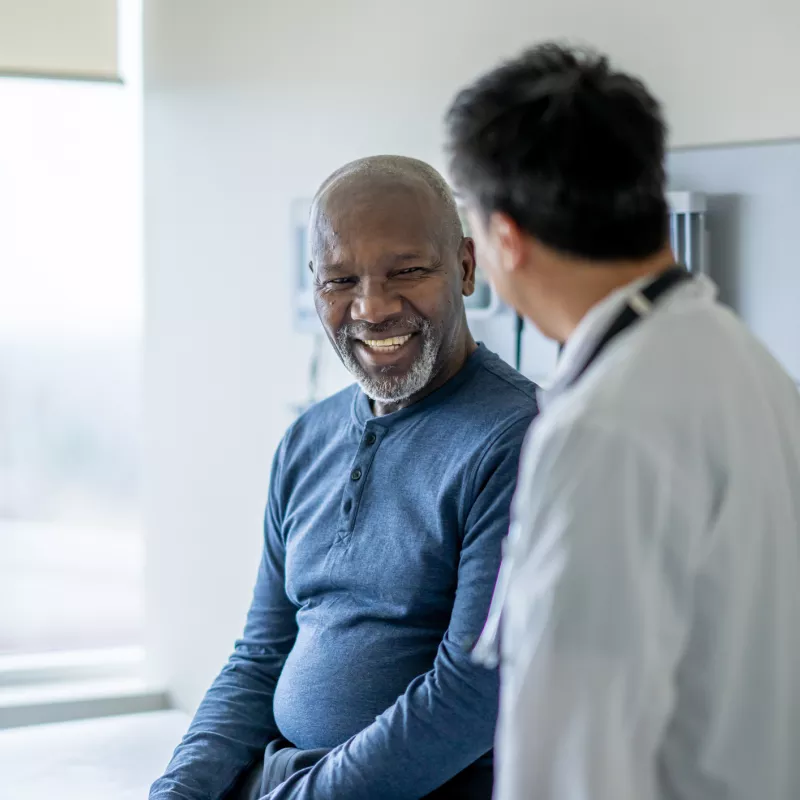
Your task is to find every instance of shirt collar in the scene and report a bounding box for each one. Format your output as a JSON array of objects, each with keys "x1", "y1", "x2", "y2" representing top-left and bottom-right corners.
[{"x1": 538, "y1": 274, "x2": 718, "y2": 410}]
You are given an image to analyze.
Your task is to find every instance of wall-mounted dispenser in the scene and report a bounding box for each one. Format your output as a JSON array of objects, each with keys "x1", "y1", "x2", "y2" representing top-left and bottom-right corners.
[{"x1": 667, "y1": 191, "x2": 707, "y2": 274}]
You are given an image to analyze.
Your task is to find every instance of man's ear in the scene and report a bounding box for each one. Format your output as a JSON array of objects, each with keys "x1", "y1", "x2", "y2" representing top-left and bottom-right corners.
[
  {"x1": 488, "y1": 212, "x2": 525, "y2": 274},
  {"x1": 460, "y1": 237, "x2": 477, "y2": 298}
]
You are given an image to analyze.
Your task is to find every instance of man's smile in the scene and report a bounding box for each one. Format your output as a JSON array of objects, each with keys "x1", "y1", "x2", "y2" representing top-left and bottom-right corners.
[
  {"x1": 357, "y1": 333, "x2": 416, "y2": 353},
  {"x1": 353, "y1": 331, "x2": 422, "y2": 368}
]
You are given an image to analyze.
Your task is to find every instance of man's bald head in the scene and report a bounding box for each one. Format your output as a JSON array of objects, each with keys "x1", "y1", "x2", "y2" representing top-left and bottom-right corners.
[{"x1": 309, "y1": 155, "x2": 464, "y2": 262}]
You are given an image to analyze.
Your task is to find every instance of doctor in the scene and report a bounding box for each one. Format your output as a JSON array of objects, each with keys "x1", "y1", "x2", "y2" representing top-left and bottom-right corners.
[{"x1": 445, "y1": 43, "x2": 800, "y2": 800}]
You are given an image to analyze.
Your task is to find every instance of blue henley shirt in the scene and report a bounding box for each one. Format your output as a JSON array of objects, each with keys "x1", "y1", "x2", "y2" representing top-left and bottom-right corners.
[{"x1": 150, "y1": 344, "x2": 537, "y2": 800}]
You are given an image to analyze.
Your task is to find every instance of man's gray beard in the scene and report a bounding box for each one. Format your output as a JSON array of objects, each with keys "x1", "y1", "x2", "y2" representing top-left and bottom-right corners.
[{"x1": 336, "y1": 319, "x2": 442, "y2": 404}]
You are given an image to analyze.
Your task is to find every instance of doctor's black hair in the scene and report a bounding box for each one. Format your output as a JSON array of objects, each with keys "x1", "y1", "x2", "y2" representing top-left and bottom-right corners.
[{"x1": 445, "y1": 43, "x2": 670, "y2": 261}]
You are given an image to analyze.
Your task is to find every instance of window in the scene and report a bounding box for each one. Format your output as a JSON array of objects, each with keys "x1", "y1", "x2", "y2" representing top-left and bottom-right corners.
[{"x1": 0, "y1": 27, "x2": 142, "y2": 657}]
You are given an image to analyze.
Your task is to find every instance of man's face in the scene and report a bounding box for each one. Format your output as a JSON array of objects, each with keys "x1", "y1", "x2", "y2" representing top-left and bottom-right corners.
[
  {"x1": 466, "y1": 205, "x2": 565, "y2": 342},
  {"x1": 465, "y1": 206, "x2": 519, "y2": 314},
  {"x1": 312, "y1": 182, "x2": 475, "y2": 403}
]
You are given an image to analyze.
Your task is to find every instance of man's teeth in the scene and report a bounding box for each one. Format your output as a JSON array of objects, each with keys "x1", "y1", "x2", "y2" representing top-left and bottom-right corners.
[{"x1": 361, "y1": 334, "x2": 413, "y2": 351}]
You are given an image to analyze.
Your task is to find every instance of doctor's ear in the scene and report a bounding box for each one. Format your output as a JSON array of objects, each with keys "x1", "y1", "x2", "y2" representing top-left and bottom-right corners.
[{"x1": 487, "y1": 212, "x2": 526, "y2": 274}]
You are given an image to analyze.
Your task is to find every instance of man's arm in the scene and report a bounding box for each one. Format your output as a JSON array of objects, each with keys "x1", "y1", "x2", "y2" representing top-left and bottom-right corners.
[
  {"x1": 494, "y1": 417, "x2": 693, "y2": 800},
  {"x1": 263, "y1": 416, "x2": 532, "y2": 800},
  {"x1": 150, "y1": 440, "x2": 299, "y2": 800}
]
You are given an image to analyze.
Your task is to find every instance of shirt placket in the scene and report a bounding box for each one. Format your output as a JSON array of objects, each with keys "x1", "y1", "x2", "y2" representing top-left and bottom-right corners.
[{"x1": 338, "y1": 423, "x2": 383, "y2": 543}]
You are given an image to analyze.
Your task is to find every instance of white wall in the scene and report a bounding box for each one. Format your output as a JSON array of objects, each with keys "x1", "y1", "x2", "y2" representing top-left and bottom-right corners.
[{"x1": 143, "y1": 0, "x2": 800, "y2": 711}]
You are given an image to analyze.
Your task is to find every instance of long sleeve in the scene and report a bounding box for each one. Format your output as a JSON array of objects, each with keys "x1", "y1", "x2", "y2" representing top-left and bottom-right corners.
[
  {"x1": 495, "y1": 417, "x2": 694, "y2": 800},
  {"x1": 150, "y1": 440, "x2": 299, "y2": 800},
  {"x1": 263, "y1": 417, "x2": 531, "y2": 800}
]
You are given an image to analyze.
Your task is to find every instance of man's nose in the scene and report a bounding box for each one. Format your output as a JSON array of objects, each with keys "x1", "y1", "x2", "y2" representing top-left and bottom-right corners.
[{"x1": 349, "y1": 278, "x2": 403, "y2": 324}]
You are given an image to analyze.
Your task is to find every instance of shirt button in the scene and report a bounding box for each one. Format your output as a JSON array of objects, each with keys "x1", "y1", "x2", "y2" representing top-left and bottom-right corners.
[
  {"x1": 351, "y1": 469, "x2": 362, "y2": 482},
  {"x1": 364, "y1": 432, "x2": 377, "y2": 446},
  {"x1": 343, "y1": 499, "x2": 352, "y2": 513}
]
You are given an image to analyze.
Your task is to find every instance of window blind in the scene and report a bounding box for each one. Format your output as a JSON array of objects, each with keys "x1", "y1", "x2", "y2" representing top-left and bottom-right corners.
[{"x1": 0, "y1": 0, "x2": 118, "y2": 82}]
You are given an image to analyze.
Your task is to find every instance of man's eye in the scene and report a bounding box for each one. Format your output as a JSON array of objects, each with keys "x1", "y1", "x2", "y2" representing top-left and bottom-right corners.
[
  {"x1": 327, "y1": 277, "x2": 357, "y2": 287},
  {"x1": 395, "y1": 267, "x2": 426, "y2": 277}
]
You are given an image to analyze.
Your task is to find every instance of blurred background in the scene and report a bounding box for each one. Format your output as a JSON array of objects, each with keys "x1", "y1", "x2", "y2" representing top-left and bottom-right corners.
[{"x1": 1, "y1": 0, "x2": 799, "y2": 796}]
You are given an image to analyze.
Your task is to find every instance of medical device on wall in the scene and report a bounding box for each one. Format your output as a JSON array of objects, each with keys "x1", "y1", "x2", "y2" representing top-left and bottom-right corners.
[
  {"x1": 667, "y1": 191, "x2": 707, "y2": 274},
  {"x1": 291, "y1": 199, "x2": 319, "y2": 332}
]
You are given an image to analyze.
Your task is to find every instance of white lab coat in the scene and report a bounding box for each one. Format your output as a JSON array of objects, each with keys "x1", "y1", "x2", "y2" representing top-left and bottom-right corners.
[{"x1": 479, "y1": 275, "x2": 800, "y2": 800}]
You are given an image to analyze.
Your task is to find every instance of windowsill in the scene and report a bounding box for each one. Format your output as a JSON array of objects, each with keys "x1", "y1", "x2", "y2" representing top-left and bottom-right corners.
[
  {"x1": 0, "y1": 646, "x2": 144, "y2": 685},
  {"x1": 0, "y1": 647, "x2": 169, "y2": 729},
  {"x1": 0, "y1": 677, "x2": 169, "y2": 729}
]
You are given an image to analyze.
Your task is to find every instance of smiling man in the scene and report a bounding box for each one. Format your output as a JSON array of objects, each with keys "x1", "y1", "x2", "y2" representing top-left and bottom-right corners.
[{"x1": 150, "y1": 155, "x2": 537, "y2": 800}]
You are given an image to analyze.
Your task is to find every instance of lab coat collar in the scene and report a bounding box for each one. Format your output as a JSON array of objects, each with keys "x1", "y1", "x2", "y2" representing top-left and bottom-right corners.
[{"x1": 537, "y1": 274, "x2": 718, "y2": 411}]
